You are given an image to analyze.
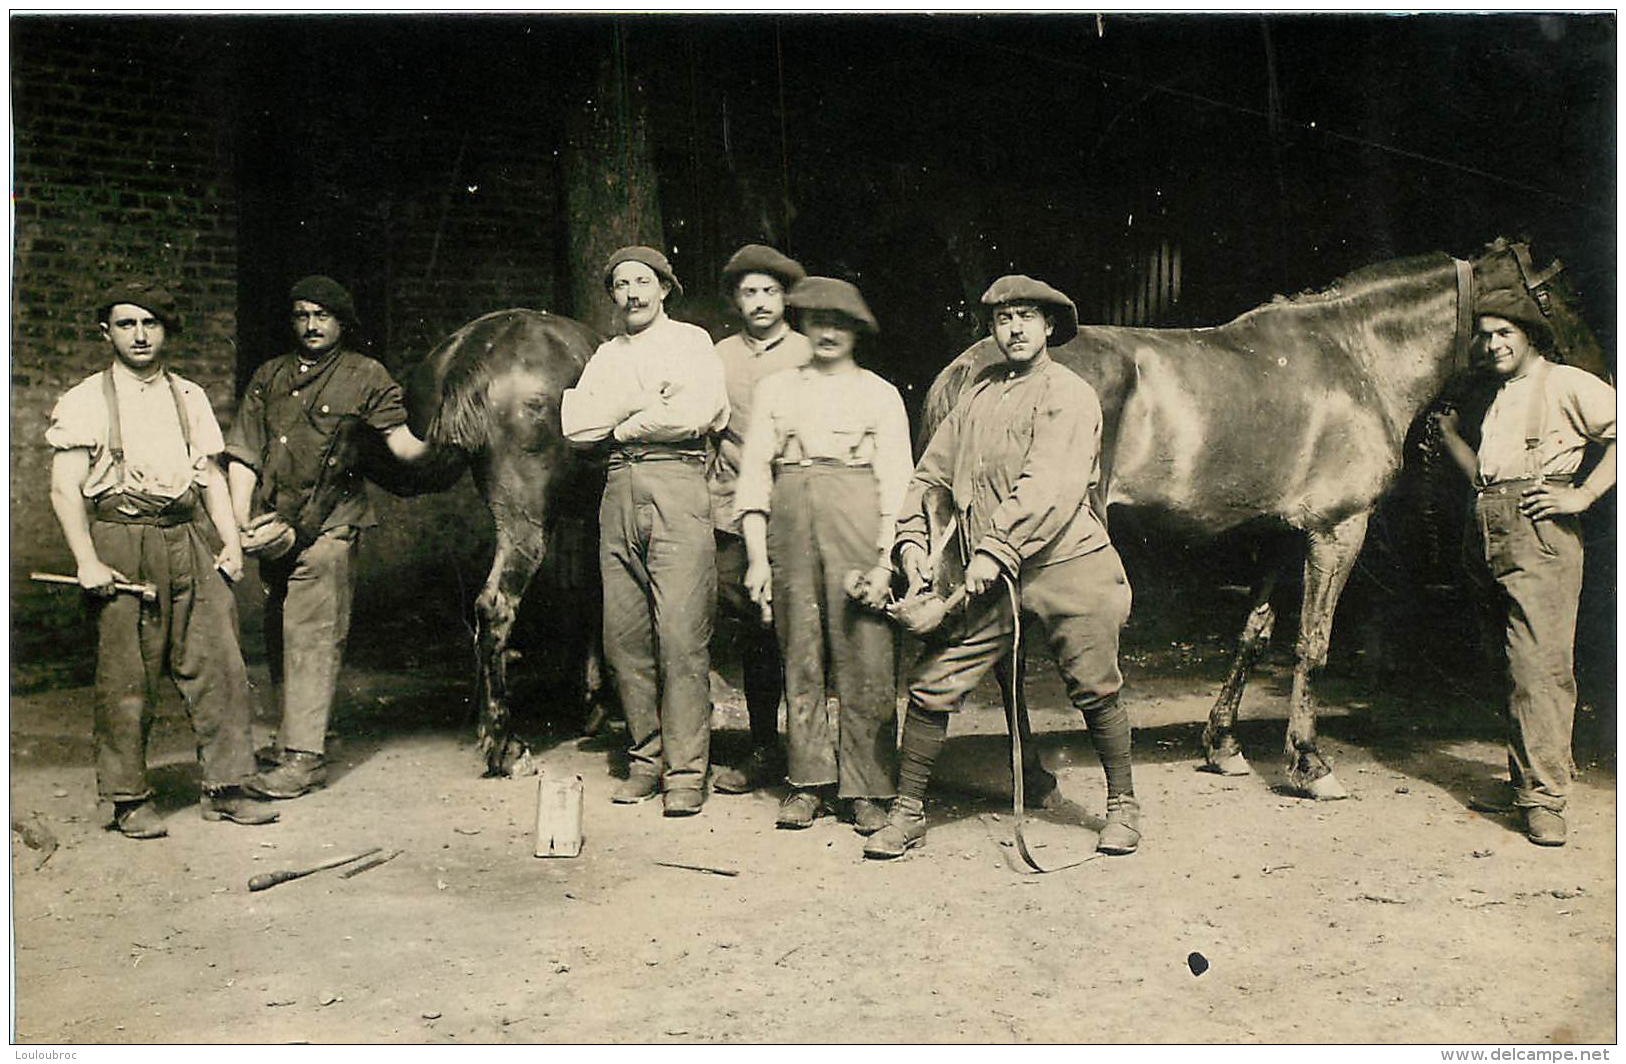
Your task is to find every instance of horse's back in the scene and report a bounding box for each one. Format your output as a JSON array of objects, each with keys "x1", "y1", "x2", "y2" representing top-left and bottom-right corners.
[{"x1": 925, "y1": 320, "x2": 1396, "y2": 533}]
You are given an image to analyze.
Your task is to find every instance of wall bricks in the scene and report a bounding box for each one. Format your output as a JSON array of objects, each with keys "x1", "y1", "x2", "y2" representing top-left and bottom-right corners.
[{"x1": 11, "y1": 19, "x2": 240, "y2": 590}]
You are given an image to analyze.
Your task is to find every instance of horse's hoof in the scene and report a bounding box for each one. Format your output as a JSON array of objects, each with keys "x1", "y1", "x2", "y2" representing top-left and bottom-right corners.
[
  {"x1": 1305, "y1": 773, "x2": 1349, "y2": 801},
  {"x1": 1209, "y1": 753, "x2": 1252, "y2": 777}
]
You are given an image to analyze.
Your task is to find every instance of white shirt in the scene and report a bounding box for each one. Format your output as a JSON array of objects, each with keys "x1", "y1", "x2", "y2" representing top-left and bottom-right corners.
[
  {"x1": 45, "y1": 361, "x2": 225, "y2": 500},
  {"x1": 734, "y1": 362, "x2": 914, "y2": 555},
  {"x1": 560, "y1": 312, "x2": 729, "y2": 444},
  {"x1": 1476, "y1": 360, "x2": 1616, "y2": 483}
]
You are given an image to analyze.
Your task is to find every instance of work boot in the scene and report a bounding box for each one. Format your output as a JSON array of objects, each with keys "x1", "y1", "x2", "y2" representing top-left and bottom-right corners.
[
  {"x1": 243, "y1": 750, "x2": 327, "y2": 800},
  {"x1": 863, "y1": 796, "x2": 926, "y2": 859},
  {"x1": 202, "y1": 787, "x2": 281, "y2": 826},
  {"x1": 1097, "y1": 793, "x2": 1141, "y2": 855},
  {"x1": 1525, "y1": 806, "x2": 1567, "y2": 847},
  {"x1": 611, "y1": 772, "x2": 660, "y2": 805},
  {"x1": 776, "y1": 789, "x2": 822, "y2": 829},
  {"x1": 848, "y1": 797, "x2": 889, "y2": 836},
  {"x1": 663, "y1": 788, "x2": 704, "y2": 817},
  {"x1": 712, "y1": 746, "x2": 784, "y2": 795},
  {"x1": 111, "y1": 800, "x2": 168, "y2": 840}
]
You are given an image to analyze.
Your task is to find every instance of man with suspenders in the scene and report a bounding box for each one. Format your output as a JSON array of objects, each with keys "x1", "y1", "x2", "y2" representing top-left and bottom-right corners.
[
  {"x1": 47, "y1": 281, "x2": 277, "y2": 838},
  {"x1": 1433, "y1": 286, "x2": 1616, "y2": 847}
]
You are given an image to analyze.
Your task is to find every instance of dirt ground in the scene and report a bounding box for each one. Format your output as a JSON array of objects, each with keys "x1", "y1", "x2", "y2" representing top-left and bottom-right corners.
[{"x1": 9, "y1": 596, "x2": 1617, "y2": 1046}]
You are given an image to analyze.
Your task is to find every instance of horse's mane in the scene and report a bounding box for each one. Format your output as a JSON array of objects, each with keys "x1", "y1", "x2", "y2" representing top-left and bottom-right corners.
[{"x1": 1233, "y1": 252, "x2": 1449, "y2": 324}]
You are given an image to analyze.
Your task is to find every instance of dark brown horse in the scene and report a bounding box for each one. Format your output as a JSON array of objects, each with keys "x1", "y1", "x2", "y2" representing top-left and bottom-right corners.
[
  {"x1": 922, "y1": 239, "x2": 1606, "y2": 798},
  {"x1": 396, "y1": 309, "x2": 608, "y2": 776}
]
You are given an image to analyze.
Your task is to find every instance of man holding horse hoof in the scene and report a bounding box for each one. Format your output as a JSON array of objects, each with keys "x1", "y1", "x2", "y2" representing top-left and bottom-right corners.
[
  {"x1": 865, "y1": 275, "x2": 1138, "y2": 861},
  {"x1": 1432, "y1": 286, "x2": 1615, "y2": 848},
  {"x1": 708, "y1": 244, "x2": 812, "y2": 796},
  {"x1": 562, "y1": 246, "x2": 729, "y2": 817},
  {"x1": 47, "y1": 281, "x2": 278, "y2": 837},
  {"x1": 226, "y1": 275, "x2": 431, "y2": 800}
]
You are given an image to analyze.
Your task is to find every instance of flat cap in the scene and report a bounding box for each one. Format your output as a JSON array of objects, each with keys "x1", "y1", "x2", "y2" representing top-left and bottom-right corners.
[
  {"x1": 97, "y1": 280, "x2": 183, "y2": 334},
  {"x1": 721, "y1": 244, "x2": 806, "y2": 292},
  {"x1": 786, "y1": 276, "x2": 879, "y2": 333},
  {"x1": 1475, "y1": 286, "x2": 1552, "y2": 348},
  {"x1": 602, "y1": 245, "x2": 683, "y2": 299},
  {"x1": 980, "y1": 274, "x2": 1079, "y2": 347},
  {"x1": 290, "y1": 274, "x2": 360, "y2": 328}
]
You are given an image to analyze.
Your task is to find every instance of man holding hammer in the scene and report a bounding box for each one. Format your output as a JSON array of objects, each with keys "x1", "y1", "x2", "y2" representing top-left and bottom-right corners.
[{"x1": 46, "y1": 281, "x2": 277, "y2": 838}]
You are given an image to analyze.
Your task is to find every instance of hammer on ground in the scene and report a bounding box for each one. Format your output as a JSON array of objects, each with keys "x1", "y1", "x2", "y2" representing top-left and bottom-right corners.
[
  {"x1": 247, "y1": 848, "x2": 381, "y2": 892},
  {"x1": 31, "y1": 571, "x2": 158, "y2": 602}
]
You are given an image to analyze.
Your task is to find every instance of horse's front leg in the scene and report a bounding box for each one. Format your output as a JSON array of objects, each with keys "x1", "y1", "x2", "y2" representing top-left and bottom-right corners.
[
  {"x1": 1202, "y1": 565, "x2": 1282, "y2": 776},
  {"x1": 1284, "y1": 512, "x2": 1369, "y2": 799},
  {"x1": 475, "y1": 496, "x2": 548, "y2": 777}
]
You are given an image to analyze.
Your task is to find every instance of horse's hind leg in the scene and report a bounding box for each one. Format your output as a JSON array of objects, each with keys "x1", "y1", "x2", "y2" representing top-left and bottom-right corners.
[
  {"x1": 475, "y1": 499, "x2": 548, "y2": 777},
  {"x1": 1202, "y1": 564, "x2": 1283, "y2": 776},
  {"x1": 1284, "y1": 512, "x2": 1369, "y2": 800}
]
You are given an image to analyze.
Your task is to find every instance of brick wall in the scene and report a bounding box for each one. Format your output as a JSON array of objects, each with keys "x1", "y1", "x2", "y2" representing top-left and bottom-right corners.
[
  {"x1": 10, "y1": 18, "x2": 575, "y2": 666},
  {"x1": 10, "y1": 18, "x2": 239, "y2": 582}
]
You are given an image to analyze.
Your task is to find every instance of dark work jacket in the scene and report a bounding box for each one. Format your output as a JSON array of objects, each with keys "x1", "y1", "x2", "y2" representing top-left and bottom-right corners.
[{"x1": 225, "y1": 347, "x2": 408, "y2": 533}]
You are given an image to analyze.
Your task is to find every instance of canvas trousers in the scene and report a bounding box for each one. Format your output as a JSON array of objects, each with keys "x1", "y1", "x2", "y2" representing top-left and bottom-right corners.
[
  {"x1": 1465, "y1": 481, "x2": 1584, "y2": 812},
  {"x1": 260, "y1": 526, "x2": 359, "y2": 755},
  {"x1": 908, "y1": 545, "x2": 1132, "y2": 716},
  {"x1": 89, "y1": 517, "x2": 255, "y2": 801},
  {"x1": 600, "y1": 458, "x2": 717, "y2": 791},
  {"x1": 767, "y1": 464, "x2": 898, "y2": 798}
]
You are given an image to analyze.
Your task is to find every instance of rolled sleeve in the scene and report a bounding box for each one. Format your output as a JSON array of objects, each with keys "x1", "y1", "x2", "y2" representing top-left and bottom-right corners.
[
  {"x1": 1567, "y1": 369, "x2": 1617, "y2": 443},
  {"x1": 359, "y1": 365, "x2": 409, "y2": 433},
  {"x1": 182, "y1": 383, "x2": 227, "y2": 458},
  {"x1": 224, "y1": 366, "x2": 271, "y2": 471},
  {"x1": 44, "y1": 380, "x2": 104, "y2": 452}
]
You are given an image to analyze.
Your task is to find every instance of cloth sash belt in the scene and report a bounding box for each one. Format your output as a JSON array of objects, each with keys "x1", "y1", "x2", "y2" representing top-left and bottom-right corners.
[
  {"x1": 609, "y1": 439, "x2": 707, "y2": 469},
  {"x1": 92, "y1": 487, "x2": 199, "y2": 526}
]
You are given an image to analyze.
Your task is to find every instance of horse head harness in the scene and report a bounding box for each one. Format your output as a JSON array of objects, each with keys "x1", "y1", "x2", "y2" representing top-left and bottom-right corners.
[
  {"x1": 1453, "y1": 257, "x2": 1474, "y2": 374},
  {"x1": 1511, "y1": 241, "x2": 1564, "y2": 316}
]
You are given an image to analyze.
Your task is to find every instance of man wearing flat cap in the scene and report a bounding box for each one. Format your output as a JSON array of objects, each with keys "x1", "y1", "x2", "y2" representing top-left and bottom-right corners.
[
  {"x1": 46, "y1": 281, "x2": 278, "y2": 837},
  {"x1": 1432, "y1": 286, "x2": 1615, "y2": 847},
  {"x1": 708, "y1": 244, "x2": 813, "y2": 795},
  {"x1": 562, "y1": 246, "x2": 729, "y2": 816},
  {"x1": 734, "y1": 277, "x2": 911, "y2": 837},
  {"x1": 866, "y1": 275, "x2": 1139, "y2": 860},
  {"x1": 226, "y1": 274, "x2": 430, "y2": 799}
]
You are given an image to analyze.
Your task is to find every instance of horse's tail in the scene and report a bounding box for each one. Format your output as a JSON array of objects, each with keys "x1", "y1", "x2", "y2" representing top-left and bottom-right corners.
[{"x1": 361, "y1": 318, "x2": 498, "y2": 498}]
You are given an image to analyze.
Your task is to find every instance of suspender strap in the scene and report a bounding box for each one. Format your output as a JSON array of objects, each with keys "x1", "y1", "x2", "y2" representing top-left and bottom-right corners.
[
  {"x1": 1522, "y1": 359, "x2": 1550, "y2": 481},
  {"x1": 168, "y1": 375, "x2": 192, "y2": 452},
  {"x1": 101, "y1": 370, "x2": 124, "y2": 464},
  {"x1": 101, "y1": 369, "x2": 192, "y2": 464}
]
